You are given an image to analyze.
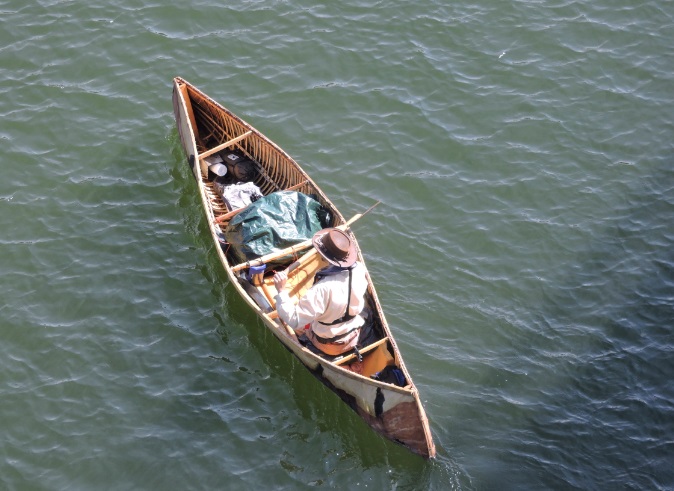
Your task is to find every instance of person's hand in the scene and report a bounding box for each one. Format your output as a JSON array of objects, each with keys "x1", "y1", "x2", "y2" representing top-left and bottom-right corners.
[{"x1": 273, "y1": 270, "x2": 288, "y2": 292}]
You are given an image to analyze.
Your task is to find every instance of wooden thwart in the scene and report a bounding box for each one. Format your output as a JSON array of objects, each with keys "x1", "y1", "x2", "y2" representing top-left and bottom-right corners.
[
  {"x1": 333, "y1": 337, "x2": 390, "y2": 366},
  {"x1": 199, "y1": 131, "x2": 253, "y2": 160}
]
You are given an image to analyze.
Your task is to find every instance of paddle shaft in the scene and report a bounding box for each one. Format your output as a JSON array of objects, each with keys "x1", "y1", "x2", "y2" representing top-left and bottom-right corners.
[
  {"x1": 283, "y1": 200, "x2": 381, "y2": 272},
  {"x1": 231, "y1": 200, "x2": 380, "y2": 272}
]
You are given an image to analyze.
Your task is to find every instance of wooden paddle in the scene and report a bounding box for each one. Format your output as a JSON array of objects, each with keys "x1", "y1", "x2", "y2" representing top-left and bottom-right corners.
[{"x1": 231, "y1": 200, "x2": 380, "y2": 272}]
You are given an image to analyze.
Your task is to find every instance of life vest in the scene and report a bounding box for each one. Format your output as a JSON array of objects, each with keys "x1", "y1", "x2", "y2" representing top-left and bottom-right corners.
[{"x1": 315, "y1": 264, "x2": 357, "y2": 327}]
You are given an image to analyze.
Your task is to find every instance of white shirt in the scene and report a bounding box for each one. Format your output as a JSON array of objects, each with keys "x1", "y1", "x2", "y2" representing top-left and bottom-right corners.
[{"x1": 275, "y1": 262, "x2": 368, "y2": 339}]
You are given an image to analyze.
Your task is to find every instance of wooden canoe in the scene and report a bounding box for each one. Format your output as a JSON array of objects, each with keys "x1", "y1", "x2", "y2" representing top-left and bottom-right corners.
[{"x1": 171, "y1": 77, "x2": 436, "y2": 459}]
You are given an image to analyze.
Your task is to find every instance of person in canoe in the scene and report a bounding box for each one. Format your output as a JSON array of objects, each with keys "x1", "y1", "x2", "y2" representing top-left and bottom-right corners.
[{"x1": 273, "y1": 228, "x2": 369, "y2": 356}]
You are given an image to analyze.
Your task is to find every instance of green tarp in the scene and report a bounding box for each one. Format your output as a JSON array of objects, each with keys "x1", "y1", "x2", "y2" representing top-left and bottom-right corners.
[{"x1": 224, "y1": 191, "x2": 329, "y2": 263}]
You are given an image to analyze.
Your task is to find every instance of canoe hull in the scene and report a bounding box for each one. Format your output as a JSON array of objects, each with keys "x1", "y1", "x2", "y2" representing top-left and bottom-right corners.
[{"x1": 171, "y1": 77, "x2": 435, "y2": 458}]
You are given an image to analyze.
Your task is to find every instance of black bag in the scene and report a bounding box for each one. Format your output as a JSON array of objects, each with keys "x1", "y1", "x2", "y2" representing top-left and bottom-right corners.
[
  {"x1": 371, "y1": 365, "x2": 406, "y2": 387},
  {"x1": 220, "y1": 150, "x2": 258, "y2": 182}
]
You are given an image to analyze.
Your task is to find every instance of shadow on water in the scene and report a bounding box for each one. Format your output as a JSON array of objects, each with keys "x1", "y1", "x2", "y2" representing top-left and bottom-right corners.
[
  {"x1": 214, "y1": 263, "x2": 468, "y2": 489},
  {"x1": 472, "y1": 163, "x2": 674, "y2": 490},
  {"x1": 168, "y1": 131, "x2": 469, "y2": 489},
  {"x1": 539, "y1": 164, "x2": 674, "y2": 489}
]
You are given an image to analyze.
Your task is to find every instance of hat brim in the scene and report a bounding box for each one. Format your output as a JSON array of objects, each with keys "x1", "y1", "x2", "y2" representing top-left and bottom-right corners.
[{"x1": 312, "y1": 228, "x2": 358, "y2": 268}]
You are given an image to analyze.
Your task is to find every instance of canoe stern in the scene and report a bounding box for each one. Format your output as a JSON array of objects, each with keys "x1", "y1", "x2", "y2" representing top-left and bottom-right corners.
[{"x1": 317, "y1": 361, "x2": 436, "y2": 458}]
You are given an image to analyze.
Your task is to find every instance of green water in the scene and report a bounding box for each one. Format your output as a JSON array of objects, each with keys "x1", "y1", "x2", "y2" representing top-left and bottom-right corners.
[{"x1": 1, "y1": 1, "x2": 672, "y2": 489}]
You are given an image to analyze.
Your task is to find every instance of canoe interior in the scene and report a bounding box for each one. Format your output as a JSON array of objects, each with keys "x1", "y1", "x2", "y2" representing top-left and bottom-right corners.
[{"x1": 172, "y1": 77, "x2": 436, "y2": 458}]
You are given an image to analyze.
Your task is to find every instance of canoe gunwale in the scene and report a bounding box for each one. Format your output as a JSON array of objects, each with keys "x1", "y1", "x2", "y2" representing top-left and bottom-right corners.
[{"x1": 172, "y1": 77, "x2": 435, "y2": 459}]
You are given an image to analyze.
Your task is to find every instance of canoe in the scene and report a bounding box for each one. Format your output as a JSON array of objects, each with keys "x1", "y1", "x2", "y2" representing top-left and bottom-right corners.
[{"x1": 171, "y1": 77, "x2": 436, "y2": 459}]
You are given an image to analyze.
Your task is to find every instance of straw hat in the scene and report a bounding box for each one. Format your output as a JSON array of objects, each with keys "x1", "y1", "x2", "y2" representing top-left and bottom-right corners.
[{"x1": 312, "y1": 228, "x2": 357, "y2": 268}]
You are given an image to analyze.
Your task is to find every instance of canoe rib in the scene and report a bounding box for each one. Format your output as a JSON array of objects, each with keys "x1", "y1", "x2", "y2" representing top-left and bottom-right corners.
[{"x1": 172, "y1": 77, "x2": 435, "y2": 459}]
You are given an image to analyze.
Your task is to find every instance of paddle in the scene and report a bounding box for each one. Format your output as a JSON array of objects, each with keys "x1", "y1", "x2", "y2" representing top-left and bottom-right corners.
[{"x1": 231, "y1": 200, "x2": 380, "y2": 273}]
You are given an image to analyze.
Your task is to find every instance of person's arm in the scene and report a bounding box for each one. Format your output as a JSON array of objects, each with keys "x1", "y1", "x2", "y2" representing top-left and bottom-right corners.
[{"x1": 273, "y1": 270, "x2": 326, "y2": 333}]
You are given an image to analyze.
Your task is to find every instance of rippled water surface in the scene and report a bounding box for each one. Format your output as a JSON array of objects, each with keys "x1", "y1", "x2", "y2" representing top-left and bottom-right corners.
[{"x1": 1, "y1": 1, "x2": 673, "y2": 489}]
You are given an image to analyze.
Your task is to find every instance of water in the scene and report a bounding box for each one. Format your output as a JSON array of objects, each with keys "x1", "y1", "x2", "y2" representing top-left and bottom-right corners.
[{"x1": 1, "y1": 1, "x2": 672, "y2": 489}]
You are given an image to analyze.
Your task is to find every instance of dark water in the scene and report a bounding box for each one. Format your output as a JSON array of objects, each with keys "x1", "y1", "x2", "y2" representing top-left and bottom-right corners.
[{"x1": 1, "y1": 1, "x2": 673, "y2": 489}]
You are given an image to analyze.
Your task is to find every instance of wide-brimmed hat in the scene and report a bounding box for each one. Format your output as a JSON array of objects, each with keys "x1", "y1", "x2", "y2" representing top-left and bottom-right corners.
[{"x1": 312, "y1": 228, "x2": 357, "y2": 268}]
